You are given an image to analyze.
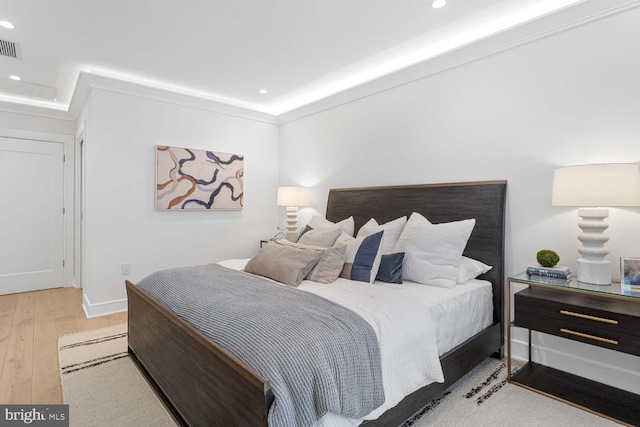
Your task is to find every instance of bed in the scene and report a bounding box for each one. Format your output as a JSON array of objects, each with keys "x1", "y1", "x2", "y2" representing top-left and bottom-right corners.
[{"x1": 125, "y1": 180, "x2": 507, "y2": 427}]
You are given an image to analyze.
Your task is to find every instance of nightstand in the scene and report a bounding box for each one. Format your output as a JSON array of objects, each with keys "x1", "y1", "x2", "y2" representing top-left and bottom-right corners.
[{"x1": 507, "y1": 273, "x2": 640, "y2": 426}]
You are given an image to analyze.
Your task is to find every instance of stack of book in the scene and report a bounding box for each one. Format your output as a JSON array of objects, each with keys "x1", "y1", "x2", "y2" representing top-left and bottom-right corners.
[{"x1": 526, "y1": 265, "x2": 573, "y2": 280}]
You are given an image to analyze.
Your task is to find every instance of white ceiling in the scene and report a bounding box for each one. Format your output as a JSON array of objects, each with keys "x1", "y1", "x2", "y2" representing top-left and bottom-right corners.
[{"x1": 0, "y1": 0, "x2": 584, "y2": 116}]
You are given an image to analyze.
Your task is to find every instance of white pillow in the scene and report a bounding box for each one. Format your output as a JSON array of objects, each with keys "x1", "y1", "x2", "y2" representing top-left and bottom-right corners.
[
  {"x1": 309, "y1": 215, "x2": 355, "y2": 237},
  {"x1": 335, "y1": 231, "x2": 384, "y2": 283},
  {"x1": 356, "y1": 216, "x2": 407, "y2": 254},
  {"x1": 394, "y1": 212, "x2": 475, "y2": 288},
  {"x1": 457, "y1": 256, "x2": 492, "y2": 283}
]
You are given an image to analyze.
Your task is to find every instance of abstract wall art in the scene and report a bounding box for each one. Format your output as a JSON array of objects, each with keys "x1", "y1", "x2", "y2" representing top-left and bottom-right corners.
[{"x1": 156, "y1": 145, "x2": 244, "y2": 210}]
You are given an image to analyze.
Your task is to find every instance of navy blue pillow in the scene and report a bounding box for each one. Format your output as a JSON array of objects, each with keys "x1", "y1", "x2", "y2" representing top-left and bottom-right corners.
[{"x1": 376, "y1": 252, "x2": 405, "y2": 284}]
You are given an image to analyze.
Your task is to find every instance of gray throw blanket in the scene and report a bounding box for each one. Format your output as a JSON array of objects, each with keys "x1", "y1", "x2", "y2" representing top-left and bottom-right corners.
[{"x1": 136, "y1": 264, "x2": 385, "y2": 427}]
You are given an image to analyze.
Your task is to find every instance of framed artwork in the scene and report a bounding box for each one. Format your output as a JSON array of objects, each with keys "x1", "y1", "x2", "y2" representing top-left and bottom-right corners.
[
  {"x1": 156, "y1": 145, "x2": 244, "y2": 210},
  {"x1": 620, "y1": 257, "x2": 640, "y2": 286}
]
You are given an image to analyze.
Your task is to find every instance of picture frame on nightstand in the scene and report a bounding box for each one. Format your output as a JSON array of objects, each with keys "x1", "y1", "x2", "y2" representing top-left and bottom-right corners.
[{"x1": 621, "y1": 257, "x2": 640, "y2": 286}]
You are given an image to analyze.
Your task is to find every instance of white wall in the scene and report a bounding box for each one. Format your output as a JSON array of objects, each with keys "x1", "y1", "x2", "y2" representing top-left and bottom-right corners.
[
  {"x1": 280, "y1": 8, "x2": 640, "y2": 392},
  {"x1": 81, "y1": 89, "x2": 279, "y2": 316}
]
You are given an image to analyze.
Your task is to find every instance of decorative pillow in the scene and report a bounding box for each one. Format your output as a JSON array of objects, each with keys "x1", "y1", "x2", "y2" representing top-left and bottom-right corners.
[
  {"x1": 297, "y1": 224, "x2": 313, "y2": 240},
  {"x1": 357, "y1": 216, "x2": 407, "y2": 254},
  {"x1": 244, "y1": 242, "x2": 322, "y2": 287},
  {"x1": 297, "y1": 226, "x2": 341, "y2": 248},
  {"x1": 394, "y1": 212, "x2": 475, "y2": 288},
  {"x1": 309, "y1": 215, "x2": 355, "y2": 237},
  {"x1": 336, "y1": 231, "x2": 384, "y2": 283},
  {"x1": 276, "y1": 239, "x2": 347, "y2": 284},
  {"x1": 457, "y1": 256, "x2": 492, "y2": 283},
  {"x1": 376, "y1": 252, "x2": 405, "y2": 284}
]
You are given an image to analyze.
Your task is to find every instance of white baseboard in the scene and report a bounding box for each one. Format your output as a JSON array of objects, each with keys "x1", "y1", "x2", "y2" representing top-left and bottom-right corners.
[
  {"x1": 511, "y1": 338, "x2": 640, "y2": 394},
  {"x1": 82, "y1": 293, "x2": 127, "y2": 318}
]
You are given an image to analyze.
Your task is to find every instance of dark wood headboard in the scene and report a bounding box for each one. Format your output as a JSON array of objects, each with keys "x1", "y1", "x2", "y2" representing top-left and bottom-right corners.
[{"x1": 325, "y1": 180, "x2": 507, "y2": 331}]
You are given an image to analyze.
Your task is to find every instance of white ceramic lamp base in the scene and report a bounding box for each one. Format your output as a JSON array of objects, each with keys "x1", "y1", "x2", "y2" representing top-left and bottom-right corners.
[
  {"x1": 285, "y1": 206, "x2": 299, "y2": 242},
  {"x1": 576, "y1": 207, "x2": 611, "y2": 285}
]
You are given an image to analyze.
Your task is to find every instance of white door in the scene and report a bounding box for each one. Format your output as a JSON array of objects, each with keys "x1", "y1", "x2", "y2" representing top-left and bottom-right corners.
[{"x1": 0, "y1": 137, "x2": 64, "y2": 294}]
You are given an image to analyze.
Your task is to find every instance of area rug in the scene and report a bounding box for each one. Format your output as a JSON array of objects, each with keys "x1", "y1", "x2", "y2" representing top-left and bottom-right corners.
[
  {"x1": 58, "y1": 324, "x2": 176, "y2": 427},
  {"x1": 59, "y1": 325, "x2": 618, "y2": 427},
  {"x1": 404, "y1": 359, "x2": 618, "y2": 427}
]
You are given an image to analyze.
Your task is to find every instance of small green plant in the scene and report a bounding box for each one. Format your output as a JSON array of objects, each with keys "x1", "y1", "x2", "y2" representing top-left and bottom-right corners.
[{"x1": 537, "y1": 250, "x2": 560, "y2": 267}]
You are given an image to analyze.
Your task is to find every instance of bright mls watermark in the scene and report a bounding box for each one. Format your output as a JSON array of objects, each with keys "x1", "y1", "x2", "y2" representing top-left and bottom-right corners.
[{"x1": 1, "y1": 405, "x2": 68, "y2": 426}]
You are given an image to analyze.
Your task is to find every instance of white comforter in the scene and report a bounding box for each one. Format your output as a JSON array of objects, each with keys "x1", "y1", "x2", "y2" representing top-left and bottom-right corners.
[{"x1": 218, "y1": 259, "x2": 492, "y2": 426}]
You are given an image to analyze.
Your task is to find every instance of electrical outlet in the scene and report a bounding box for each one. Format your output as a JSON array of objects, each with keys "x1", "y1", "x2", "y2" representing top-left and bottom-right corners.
[{"x1": 121, "y1": 263, "x2": 131, "y2": 275}]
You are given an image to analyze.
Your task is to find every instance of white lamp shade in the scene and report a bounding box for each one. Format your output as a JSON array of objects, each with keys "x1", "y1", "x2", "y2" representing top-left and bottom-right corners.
[
  {"x1": 277, "y1": 186, "x2": 310, "y2": 207},
  {"x1": 552, "y1": 163, "x2": 640, "y2": 207}
]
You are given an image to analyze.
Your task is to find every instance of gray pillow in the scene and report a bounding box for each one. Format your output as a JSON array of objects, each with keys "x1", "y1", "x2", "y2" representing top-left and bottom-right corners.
[
  {"x1": 278, "y1": 239, "x2": 347, "y2": 284},
  {"x1": 244, "y1": 242, "x2": 322, "y2": 287},
  {"x1": 297, "y1": 226, "x2": 341, "y2": 248}
]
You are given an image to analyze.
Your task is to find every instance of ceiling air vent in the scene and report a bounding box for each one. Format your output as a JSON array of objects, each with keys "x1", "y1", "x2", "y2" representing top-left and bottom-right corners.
[{"x1": 0, "y1": 39, "x2": 20, "y2": 59}]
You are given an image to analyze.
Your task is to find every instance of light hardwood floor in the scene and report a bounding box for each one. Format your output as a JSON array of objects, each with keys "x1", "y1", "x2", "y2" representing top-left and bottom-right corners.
[{"x1": 0, "y1": 287, "x2": 127, "y2": 404}]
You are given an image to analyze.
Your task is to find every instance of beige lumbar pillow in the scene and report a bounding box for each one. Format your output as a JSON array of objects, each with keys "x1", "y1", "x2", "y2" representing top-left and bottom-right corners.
[
  {"x1": 244, "y1": 242, "x2": 322, "y2": 287},
  {"x1": 277, "y1": 239, "x2": 347, "y2": 284}
]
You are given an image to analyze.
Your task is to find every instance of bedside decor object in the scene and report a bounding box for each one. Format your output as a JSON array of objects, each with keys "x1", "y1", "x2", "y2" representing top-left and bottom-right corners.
[
  {"x1": 536, "y1": 250, "x2": 559, "y2": 267},
  {"x1": 269, "y1": 226, "x2": 286, "y2": 242},
  {"x1": 552, "y1": 163, "x2": 640, "y2": 285},
  {"x1": 621, "y1": 257, "x2": 640, "y2": 286},
  {"x1": 156, "y1": 146, "x2": 244, "y2": 210},
  {"x1": 277, "y1": 186, "x2": 310, "y2": 241},
  {"x1": 526, "y1": 265, "x2": 572, "y2": 280}
]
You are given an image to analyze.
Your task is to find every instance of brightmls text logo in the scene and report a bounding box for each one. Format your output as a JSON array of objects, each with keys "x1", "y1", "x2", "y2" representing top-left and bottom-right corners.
[{"x1": 1, "y1": 405, "x2": 68, "y2": 426}]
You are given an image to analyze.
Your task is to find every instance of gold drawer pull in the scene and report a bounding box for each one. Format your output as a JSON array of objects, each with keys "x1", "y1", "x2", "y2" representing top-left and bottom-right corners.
[
  {"x1": 560, "y1": 328, "x2": 618, "y2": 345},
  {"x1": 560, "y1": 310, "x2": 618, "y2": 325}
]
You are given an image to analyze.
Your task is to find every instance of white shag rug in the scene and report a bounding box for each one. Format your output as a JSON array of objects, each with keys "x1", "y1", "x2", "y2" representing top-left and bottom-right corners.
[{"x1": 59, "y1": 325, "x2": 618, "y2": 427}]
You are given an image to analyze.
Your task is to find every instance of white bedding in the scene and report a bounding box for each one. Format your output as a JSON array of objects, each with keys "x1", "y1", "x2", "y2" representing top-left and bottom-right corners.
[{"x1": 218, "y1": 259, "x2": 493, "y2": 427}]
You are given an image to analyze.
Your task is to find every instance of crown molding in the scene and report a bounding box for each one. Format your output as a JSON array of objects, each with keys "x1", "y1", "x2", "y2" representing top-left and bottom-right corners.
[
  {"x1": 277, "y1": 0, "x2": 640, "y2": 124},
  {"x1": 1, "y1": 0, "x2": 639, "y2": 125},
  {"x1": 1, "y1": 71, "x2": 280, "y2": 125},
  {"x1": 0, "y1": 99, "x2": 74, "y2": 122},
  {"x1": 68, "y1": 72, "x2": 279, "y2": 125},
  {"x1": 67, "y1": 72, "x2": 91, "y2": 119}
]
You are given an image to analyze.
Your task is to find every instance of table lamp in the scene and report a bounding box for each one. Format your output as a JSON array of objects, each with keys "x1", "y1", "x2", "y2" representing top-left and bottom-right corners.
[
  {"x1": 552, "y1": 163, "x2": 640, "y2": 285},
  {"x1": 277, "y1": 186, "x2": 310, "y2": 241}
]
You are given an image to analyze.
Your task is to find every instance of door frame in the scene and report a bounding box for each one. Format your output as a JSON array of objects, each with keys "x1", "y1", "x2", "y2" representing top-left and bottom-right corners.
[
  {"x1": 75, "y1": 125, "x2": 86, "y2": 289},
  {"x1": 0, "y1": 128, "x2": 75, "y2": 288}
]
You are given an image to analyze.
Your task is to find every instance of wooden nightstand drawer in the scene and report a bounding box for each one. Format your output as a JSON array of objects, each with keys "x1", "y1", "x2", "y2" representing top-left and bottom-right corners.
[
  {"x1": 514, "y1": 287, "x2": 640, "y2": 356},
  {"x1": 515, "y1": 309, "x2": 640, "y2": 356},
  {"x1": 514, "y1": 287, "x2": 640, "y2": 337}
]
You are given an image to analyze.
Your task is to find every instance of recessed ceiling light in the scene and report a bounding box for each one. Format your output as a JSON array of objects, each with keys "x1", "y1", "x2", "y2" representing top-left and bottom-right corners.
[
  {"x1": 0, "y1": 21, "x2": 15, "y2": 29},
  {"x1": 431, "y1": 0, "x2": 446, "y2": 9},
  {"x1": 9, "y1": 75, "x2": 21, "y2": 81},
  {"x1": 258, "y1": 89, "x2": 268, "y2": 94}
]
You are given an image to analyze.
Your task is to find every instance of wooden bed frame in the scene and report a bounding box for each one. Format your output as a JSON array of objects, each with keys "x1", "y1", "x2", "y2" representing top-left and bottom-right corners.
[{"x1": 126, "y1": 180, "x2": 507, "y2": 427}]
